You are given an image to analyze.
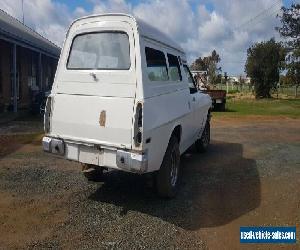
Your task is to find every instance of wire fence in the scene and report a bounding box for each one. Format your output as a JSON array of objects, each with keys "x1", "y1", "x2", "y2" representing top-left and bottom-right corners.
[{"x1": 212, "y1": 83, "x2": 299, "y2": 98}]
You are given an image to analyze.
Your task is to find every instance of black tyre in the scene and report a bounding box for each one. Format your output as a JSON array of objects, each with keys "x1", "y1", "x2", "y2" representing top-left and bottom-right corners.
[
  {"x1": 220, "y1": 103, "x2": 226, "y2": 111},
  {"x1": 195, "y1": 120, "x2": 210, "y2": 153},
  {"x1": 82, "y1": 164, "x2": 104, "y2": 182},
  {"x1": 156, "y1": 136, "x2": 181, "y2": 198}
]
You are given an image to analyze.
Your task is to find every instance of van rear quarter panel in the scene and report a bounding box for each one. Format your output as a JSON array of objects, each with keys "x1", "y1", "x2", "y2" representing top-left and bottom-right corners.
[{"x1": 142, "y1": 88, "x2": 191, "y2": 172}]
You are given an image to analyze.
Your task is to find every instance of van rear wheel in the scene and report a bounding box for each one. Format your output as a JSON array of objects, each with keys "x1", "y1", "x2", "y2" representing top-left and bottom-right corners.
[
  {"x1": 156, "y1": 136, "x2": 180, "y2": 198},
  {"x1": 82, "y1": 164, "x2": 103, "y2": 182}
]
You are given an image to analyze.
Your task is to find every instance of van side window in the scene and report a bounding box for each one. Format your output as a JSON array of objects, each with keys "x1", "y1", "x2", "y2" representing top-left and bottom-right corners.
[
  {"x1": 183, "y1": 65, "x2": 198, "y2": 94},
  {"x1": 145, "y1": 47, "x2": 168, "y2": 81},
  {"x1": 167, "y1": 53, "x2": 182, "y2": 81}
]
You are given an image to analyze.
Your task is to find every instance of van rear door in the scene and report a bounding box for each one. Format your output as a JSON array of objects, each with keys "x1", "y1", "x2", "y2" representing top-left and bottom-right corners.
[{"x1": 51, "y1": 20, "x2": 136, "y2": 149}]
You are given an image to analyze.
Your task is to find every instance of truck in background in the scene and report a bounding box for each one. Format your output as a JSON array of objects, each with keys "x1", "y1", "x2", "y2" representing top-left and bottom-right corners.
[{"x1": 191, "y1": 70, "x2": 226, "y2": 111}]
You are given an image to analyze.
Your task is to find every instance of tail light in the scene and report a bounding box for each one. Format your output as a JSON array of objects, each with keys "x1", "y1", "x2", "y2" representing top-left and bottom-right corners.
[
  {"x1": 134, "y1": 103, "x2": 143, "y2": 147},
  {"x1": 44, "y1": 97, "x2": 52, "y2": 133}
]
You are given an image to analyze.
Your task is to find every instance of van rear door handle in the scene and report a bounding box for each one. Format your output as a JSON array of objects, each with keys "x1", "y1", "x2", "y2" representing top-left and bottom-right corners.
[
  {"x1": 192, "y1": 97, "x2": 196, "y2": 102},
  {"x1": 90, "y1": 72, "x2": 99, "y2": 82}
]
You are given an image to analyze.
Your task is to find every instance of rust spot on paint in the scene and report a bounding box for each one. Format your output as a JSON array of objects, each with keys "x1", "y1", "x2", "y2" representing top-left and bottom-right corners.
[{"x1": 99, "y1": 110, "x2": 106, "y2": 127}]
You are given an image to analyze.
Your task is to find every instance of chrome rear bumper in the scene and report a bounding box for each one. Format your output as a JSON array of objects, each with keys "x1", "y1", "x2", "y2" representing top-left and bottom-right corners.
[
  {"x1": 116, "y1": 150, "x2": 148, "y2": 173},
  {"x1": 42, "y1": 136, "x2": 65, "y2": 155},
  {"x1": 42, "y1": 136, "x2": 148, "y2": 173}
]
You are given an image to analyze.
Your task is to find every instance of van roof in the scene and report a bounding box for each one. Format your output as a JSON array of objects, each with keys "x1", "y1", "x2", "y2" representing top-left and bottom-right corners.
[{"x1": 70, "y1": 13, "x2": 184, "y2": 53}]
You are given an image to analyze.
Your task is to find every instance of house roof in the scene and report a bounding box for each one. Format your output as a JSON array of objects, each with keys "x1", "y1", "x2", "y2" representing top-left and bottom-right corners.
[{"x1": 0, "y1": 9, "x2": 60, "y2": 58}]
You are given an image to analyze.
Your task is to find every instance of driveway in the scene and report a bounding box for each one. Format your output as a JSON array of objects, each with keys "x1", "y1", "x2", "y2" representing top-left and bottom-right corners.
[{"x1": 0, "y1": 116, "x2": 299, "y2": 249}]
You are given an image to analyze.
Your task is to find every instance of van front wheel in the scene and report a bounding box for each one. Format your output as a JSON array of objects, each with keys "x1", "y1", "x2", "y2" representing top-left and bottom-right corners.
[{"x1": 156, "y1": 136, "x2": 180, "y2": 198}]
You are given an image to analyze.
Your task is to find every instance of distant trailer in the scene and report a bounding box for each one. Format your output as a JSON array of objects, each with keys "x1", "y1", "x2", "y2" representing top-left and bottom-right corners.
[
  {"x1": 203, "y1": 89, "x2": 226, "y2": 111},
  {"x1": 191, "y1": 70, "x2": 226, "y2": 111}
]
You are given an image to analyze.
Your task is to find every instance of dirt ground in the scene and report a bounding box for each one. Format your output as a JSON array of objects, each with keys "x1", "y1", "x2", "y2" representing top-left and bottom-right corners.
[{"x1": 0, "y1": 116, "x2": 299, "y2": 249}]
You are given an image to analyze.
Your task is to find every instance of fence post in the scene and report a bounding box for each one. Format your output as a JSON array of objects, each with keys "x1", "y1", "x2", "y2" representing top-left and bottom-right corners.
[{"x1": 226, "y1": 81, "x2": 229, "y2": 94}]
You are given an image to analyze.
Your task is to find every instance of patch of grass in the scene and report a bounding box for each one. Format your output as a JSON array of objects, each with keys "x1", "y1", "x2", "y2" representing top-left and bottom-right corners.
[
  {"x1": 227, "y1": 89, "x2": 240, "y2": 94},
  {"x1": 0, "y1": 133, "x2": 43, "y2": 157},
  {"x1": 214, "y1": 98, "x2": 300, "y2": 118},
  {"x1": 13, "y1": 133, "x2": 43, "y2": 144},
  {"x1": 11, "y1": 151, "x2": 43, "y2": 159},
  {"x1": 0, "y1": 133, "x2": 43, "y2": 148}
]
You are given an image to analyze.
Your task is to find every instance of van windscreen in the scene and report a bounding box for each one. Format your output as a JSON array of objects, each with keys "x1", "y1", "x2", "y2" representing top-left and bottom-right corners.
[{"x1": 67, "y1": 32, "x2": 130, "y2": 70}]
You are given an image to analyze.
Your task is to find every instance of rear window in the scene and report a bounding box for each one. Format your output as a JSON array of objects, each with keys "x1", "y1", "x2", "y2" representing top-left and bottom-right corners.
[
  {"x1": 145, "y1": 47, "x2": 168, "y2": 81},
  {"x1": 67, "y1": 32, "x2": 130, "y2": 70}
]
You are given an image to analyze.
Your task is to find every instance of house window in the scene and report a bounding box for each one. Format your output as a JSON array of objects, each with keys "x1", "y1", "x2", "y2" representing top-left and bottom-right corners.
[
  {"x1": 145, "y1": 47, "x2": 169, "y2": 81},
  {"x1": 167, "y1": 53, "x2": 182, "y2": 81}
]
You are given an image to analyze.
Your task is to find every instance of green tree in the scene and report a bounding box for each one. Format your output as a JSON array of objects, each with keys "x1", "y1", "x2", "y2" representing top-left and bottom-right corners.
[
  {"x1": 279, "y1": 74, "x2": 295, "y2": 86},
  {"x1": 245, "y1": 38, "x2": 285, "y2": 98},
  {"x1": 276, "y1": 4, "x2": 300, "y2": 96},
  {"x1": 191, "y1": 50, "x2": 222, "y2": 84}
]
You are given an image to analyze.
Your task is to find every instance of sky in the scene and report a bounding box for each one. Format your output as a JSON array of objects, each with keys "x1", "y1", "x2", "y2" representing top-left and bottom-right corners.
[{"x1": 0, "y1": 0, "x2": 298, "y2": 75}]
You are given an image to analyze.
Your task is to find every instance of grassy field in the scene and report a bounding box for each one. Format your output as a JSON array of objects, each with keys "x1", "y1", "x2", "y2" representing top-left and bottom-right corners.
[
  {"x1": 215, "y1": 84, "x2": 298, "y2": 98},
  {"x1": 214, "y1": 98, "x2": 300, "y2": 118}
]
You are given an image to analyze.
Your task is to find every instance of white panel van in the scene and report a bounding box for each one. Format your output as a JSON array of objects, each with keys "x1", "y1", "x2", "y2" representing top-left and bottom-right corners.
[{"x1": 43, "y1": 14, "x2": 212, "y2": 197}]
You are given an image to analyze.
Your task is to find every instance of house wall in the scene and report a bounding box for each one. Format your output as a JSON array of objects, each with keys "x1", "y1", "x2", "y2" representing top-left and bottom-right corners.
[
  {"x1": 0, "y1": 40, "x2": 11, "y2": 112},
  {"x1": 0, "y1": 39, "x2": 58, "y2": 112}
]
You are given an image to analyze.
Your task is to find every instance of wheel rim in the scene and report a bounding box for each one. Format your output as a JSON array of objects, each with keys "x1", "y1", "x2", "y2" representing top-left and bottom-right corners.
[{"x1": 170, "y1": 148, "x2": 178, "y2": 187}]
